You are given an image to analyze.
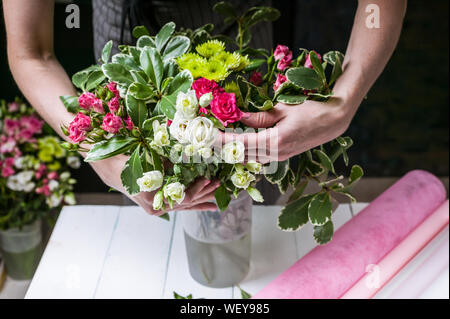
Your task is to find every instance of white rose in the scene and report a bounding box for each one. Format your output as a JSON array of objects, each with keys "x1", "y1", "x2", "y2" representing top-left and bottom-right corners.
[
  {"x1": 184, "y1": 144, "x2": 196, "y2": 157},
  {"x1": 151, "y1": 120, "x2": 170, "y2": 147},
  {"x1": 64, "y1": 193, "x2": 77, "y2": 205},
  {"x1": 186, "y1": 117, "x2": 217, "y2": 149},
  {"x1": 198, "y1": 147, "x2": 213, "y2": 159},
  {"x1": 136, "y1": 170, "x2": 163, "y2": 192},
  {"x1": 246, "y1": 161, "x2": 262, "y2": 174},
  {"x1": 176, "y1": 90, "x2": 198, "y2": 119},
  {"x1": 153, "y1": 191, "x2": 164, "y2": 210},
  {"x1": 199, "y1": 92, "x2": 213, "y2": 108},
  {"x1": 169, "y1": 113, "x2": 190, "y2": 144},
  {"x1": 67, "y1": 156, "x2": 81, "y2": 169},
  {"x1": 222, "y1": 141, "x2": 245, "y2": 164},
  {"x1": 48, "y1": 180, "x2": 60, "y2": 192},
  {"x1": 231, "y1": 170, "x2": 255, "y2": 189},
  {"x1": 47, "y1": 193, "x2": 62, "y2": 208},
  {"x1": 164, "y1": 182, "x2": 186, "y2": 204}
]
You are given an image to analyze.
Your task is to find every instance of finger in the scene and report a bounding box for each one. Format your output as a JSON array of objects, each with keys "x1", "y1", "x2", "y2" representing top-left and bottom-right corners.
[
  {"x1": 216, "y1": 129, "x2": 276, "y2": 150},
  {"x1": 240, "y1": 108, "x2": 284, "y2": 128},
  {"x1": 185, "y1": 177, "x2": 210, "y2": 201},
  {"x1": 194, "y1": 179, "x2": 220, "y2": 199},
  {"x1": 182, "y1": 202, "x2": 218, "y2": 211},
  {"x1": 185, "y1": 192, "x2": 216, "y2": 208}
]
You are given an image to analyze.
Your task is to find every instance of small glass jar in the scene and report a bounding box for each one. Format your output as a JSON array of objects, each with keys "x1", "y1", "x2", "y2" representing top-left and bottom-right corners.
[{"x1": 182, "y1": 192, "x2": 252, "y2": 288}]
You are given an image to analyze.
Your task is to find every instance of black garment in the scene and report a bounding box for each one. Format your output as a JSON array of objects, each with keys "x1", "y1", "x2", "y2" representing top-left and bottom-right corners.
[{"x1": 92, "y1": 0, "x2": 273, "y2": 61}]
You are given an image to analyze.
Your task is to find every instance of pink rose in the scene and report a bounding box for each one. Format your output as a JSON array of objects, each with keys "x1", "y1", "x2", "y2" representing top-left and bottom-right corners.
[
  {"x1": 92, "y1": 98, "x2": 104, "y2": 113},
  {"x1": 210, "y1": 92, "x2": 242, "y2": 127},
  {"x1": 192, "y1": 78, "x2": 224, "y2": 100},
  {"x1": 3, "y1": 119, "x2": 20, "y2": 136},
  {"x1": 106, "y1": 82, "x2": 119, "y2": 97},
  {"x1": 273, "y1": 74, "x2": 287, "y2": 91},
  {"x1": 71, "y1": 112, "x2": 92, "y2": 132},
  {"x1": 277, "y1": 55, "x2": 292, "y2": 71},
  {"x1": 21, "y1": 115, "x2": 44, "y2": 135},
  {"x1": 108, "y1": 96, "x2": 121, "y2": 113},
  {"x1": 101, "y1": 113, "x2": 123, "y2": 134},
  {"x1": 68, "y1": 125, "x2": 87, "y2": 143},
  {"x1": 124, "y1": 116, "x2": 134, "y2": 131},
  {"x1": 273, "y1": 45, "x2": 292, "y2": 61},
  {"x1": 1, "y1": 165, "x2": 14, "y2": 178},
  {"x1": 198, "y1": 107, "x2": 208, "y2": 116},
  {"x1": 8, "y1": 102, "x2": 19, "y2": 112},
  {"x1": 305, "y1": 51, "x2": 322, "y2": 69},
  {"x1": 250, "y1": 71, "x2": 263, "y2": 86},
  {"x1": 35, "y1": 164, "x2": 47, "y2": 179},
  {"x1": 18, "y1": 129, "x2": 34, "y2": 142},
  {"x1": 36, "y1": 184, "x2": 50, "y2": 197},
  {"x1": 48, "y1": 171, "x2": 59, "y2": 180},
  {"x1": 78, "y1": 92, "x2": 96, "y2": 110}
]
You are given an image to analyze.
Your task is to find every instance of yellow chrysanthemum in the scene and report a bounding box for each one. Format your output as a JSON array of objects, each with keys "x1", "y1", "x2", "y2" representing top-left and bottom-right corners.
[
  {"x1": 211, "y1": 51, "x2": 241, "y2": 70},
  {"x1": 202, "y1": 60, "x2": 229, "y2": 82},
  {"x1": 196, "y1": 40, "x2": 225, "y2": 58},
  {"x1": 235, "y1": 54, "x2": 251, "y2": 71},
  {"x1": 48, "y1": 161, "x2": 61, "y2": 171},
  {"x1": 176, "y1": 53, "x2": 204, "y2": 69},
  {"x1": 183, "y1": 57, "x2": 208, "y2": 78}
]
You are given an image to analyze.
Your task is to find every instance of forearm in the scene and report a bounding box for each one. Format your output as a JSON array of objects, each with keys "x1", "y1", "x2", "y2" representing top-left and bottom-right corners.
[{"x1": 334, "y1": 0, "x2": 407, "y2": 116}]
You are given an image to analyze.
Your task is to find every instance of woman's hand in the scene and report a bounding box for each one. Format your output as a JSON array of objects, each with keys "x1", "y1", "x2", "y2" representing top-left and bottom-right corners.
[{"x1": 90, "y1": 155, "x2": 219, "y2": 216}]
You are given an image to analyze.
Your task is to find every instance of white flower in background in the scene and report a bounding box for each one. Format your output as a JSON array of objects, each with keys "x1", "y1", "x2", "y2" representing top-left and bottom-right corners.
[
  {"x1": 14, "y1": 157, "x2": 25, "y2": 169},
  {"x1": 173, "y1": 143, "x2": 183, "y2": 152},
  {"x1": 151, "y1": 120, "x2": 170, "y2": 147},
  {"x1": 153, "y1": 191, "x2": 164, "y2": 210},
  {"x1": 164, "y1": 182, "x2": 186, "y2": 204},
  {"x1": 60, "y1": 171, "x2": 71, "y2": 181},
  {"x1": 231, "y1": 170, "x2": 255, "y2": 189},
  {"x1": 16, "y1": 171, "x2": 33, "y2": 184},
  {"x1": 47, "y1": 193, "x2": 63, "y2": 208},
  {"x1": 222, "y1": 141, "x2": 245, "y2": 164},
  {"x1": 6, "y1": 175, "x2": 21, "y2": 191},
  {"x1": 184, "y1": 144, "x2": 196, "y2": 157},
  {"x1": 136, "y1": 170, "x2": 163, "y2": 192},
  {"x1": 0, "y1": 139, "x2": 16, "y2": 153},
  {"x1": 198, "y1": 147, "x2": 213, "y2": 159},
  {"x1": 186, "y1": 116, "x2": 217, "y2": 149},
  {"x1": 176, "y1": 90, "x2": 198, "y2": 119},
  {"x1": 48, "y1": 180, "x2": 60, "y2": 192},
  {"x1": 23, "y1": 182, "x2": 36, "y2": 193},
  {"x1": 246, "y1": 161, "x2": 262, "y2": 174},
  {"x1": 64, "y1": 193, "x2": 77, "y2": 205},
  {"x1": 67, "y1": 156, "x2": 81, "y2": 169},
  {"x1": 199, "y1": 92, "x2": 213, "y2": 108},
  {"x1": 169, "y1": 113, "x2": 190, "y2": 144}
]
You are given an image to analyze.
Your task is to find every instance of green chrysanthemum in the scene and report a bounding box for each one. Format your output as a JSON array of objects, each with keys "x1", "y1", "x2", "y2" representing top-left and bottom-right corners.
[
  {"x1": 196, "y1": 40, "x2": 226, "y2": 58},
  {"x1": 236, "y1": 54, "x2": 251, "y2": 71},
  {"x1": 224, "y1": 81, "x2": 240, "y2": 96},
  {"x1": 211, "y1": 51, "x2": 241, "y2": 70},
  {"x1": 184, "y1": 57, "x2": 208, "y2": 78},
  {"x1": 176, "y1": 53, "x2": 204, "y2": 69},
  {"x1": 202, "y1": 60, "x2": 229, "y2": 82}
]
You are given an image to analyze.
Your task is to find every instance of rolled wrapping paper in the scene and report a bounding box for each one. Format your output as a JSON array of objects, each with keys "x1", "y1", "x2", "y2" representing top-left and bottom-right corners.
[
  {"x1": 253, "y1": 170, "x2": 447, "y2": 299},
  {"x1": 342, "y1": 200, "x2": 449, "y2": 299}
]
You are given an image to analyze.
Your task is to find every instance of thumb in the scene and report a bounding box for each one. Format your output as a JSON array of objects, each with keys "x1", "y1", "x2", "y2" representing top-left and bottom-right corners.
[{"x1": 240, "y1": 109, "x2": 283, "y2": 128}]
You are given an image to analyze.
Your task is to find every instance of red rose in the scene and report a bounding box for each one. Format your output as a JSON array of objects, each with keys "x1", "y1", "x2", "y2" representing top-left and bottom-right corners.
[
  {"x1": 101, "y1": 113, "x2": 123, "y2": 134},
  {"x1": 210, "y1": 92, "x2": 242, "y2": 127},
  {"x1": 192, "y1": 77, "x2": 224, "y2": 100}
]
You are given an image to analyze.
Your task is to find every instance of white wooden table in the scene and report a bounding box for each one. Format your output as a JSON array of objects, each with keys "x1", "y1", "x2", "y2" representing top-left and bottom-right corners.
[{"x1": 24, "y1": 204, "x2": 449, "y2": 299}]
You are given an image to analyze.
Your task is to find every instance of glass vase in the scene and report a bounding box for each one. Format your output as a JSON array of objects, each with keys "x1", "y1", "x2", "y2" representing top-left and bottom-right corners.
[
  {"x1": 182, "y1": 192, "x2": 252, "y2": 288},
  {"x1": 0, "y1": 220, "x2": 43, "y2": 280}
]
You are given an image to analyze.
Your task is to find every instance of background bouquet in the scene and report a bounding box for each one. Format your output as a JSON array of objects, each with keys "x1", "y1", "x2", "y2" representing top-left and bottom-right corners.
[
  {"x1": 0, "y1": 99, "x2": 80, "y2": 230},
  {"x1": 60, "y1": 2, "x2": 362, "y2": 244}
]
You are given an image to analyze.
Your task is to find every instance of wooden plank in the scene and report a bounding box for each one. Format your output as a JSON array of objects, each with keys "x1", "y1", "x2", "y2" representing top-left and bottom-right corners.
[
  {"x1": 232, "y1": 206, "x2": 298, "y2": 299},
  {"x1": 163, "y1": 212, "x2": 233, "y2": 299},
  {"x1": 25, "y1": 206, "x2": 120, "y2": 299},
  {"x1": 93, "y1": 207, "x2": 175, "y2": 299}
]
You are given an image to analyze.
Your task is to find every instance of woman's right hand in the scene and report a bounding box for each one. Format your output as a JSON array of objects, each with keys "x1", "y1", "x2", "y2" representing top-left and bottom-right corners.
[{"x1": 89, "y1": 155, "x2": 219, "y2": 216}]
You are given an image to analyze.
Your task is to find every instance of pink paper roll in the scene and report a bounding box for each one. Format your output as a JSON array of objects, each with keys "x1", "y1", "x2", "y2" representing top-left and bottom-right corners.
[
  {"x1": 253, "y1": 170, "x2": 447, "y2": 299},
  {"x1": 341, "y1": 200, "x2": 449, "y2": 299}
]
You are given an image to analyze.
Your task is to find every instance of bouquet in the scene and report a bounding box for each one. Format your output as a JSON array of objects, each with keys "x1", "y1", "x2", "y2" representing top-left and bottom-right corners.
[
  {"x1": 0, "y1": 99, "x2": 80, "y2": 230},
  {"x1": 60, "y1": 2, "x2": 363, "y2": 244}
]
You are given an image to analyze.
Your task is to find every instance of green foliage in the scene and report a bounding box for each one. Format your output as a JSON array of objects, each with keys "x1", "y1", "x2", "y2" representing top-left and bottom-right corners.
[{"x1": 121, "y1": 146, "x2": 144, "y2": 195}]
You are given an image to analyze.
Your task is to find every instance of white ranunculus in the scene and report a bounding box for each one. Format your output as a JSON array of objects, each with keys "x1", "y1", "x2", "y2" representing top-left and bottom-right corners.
[
  {"x1": 153, "y1": 191, "x2": 164, "y2": 210},
  {"x1": 199, "y1": 92, "x2": 213, "y2": 108},
  {"x1": 246, "y1": 161, "x2": 262, "y2": 174},
  {"x1": 136, "y1": 170, "x2": 163, "y2": 192},
  {"x1": 64, "y1": 193, "x2": 77, "y2": 205},
  {"x1": 231, "y1": 170, "x2": 255, "y2": 189},
  {"x1": 164, "y1": 182, "x2": 186, "y2": 204},
  {"x1": 47, "y1": 193, "x2": 62, "y2": 208},
  {"x1": 222, "y1": 141, "x2": 245, "y2": 164},
  {"x1": 186, "y1": 117, "x2": 218, "y2": 149},
  {"x1": 48, "y1": 180, "x2": 60, "y2": 192},
  {"x1": 67, "y1": 156, "x2": 81, "y2": 169},
  {"x1": 151, "y1": 120, "x2": 170, "y2": 147},
  {"x1": 176, "y1": 90, "x2": 198, "y2": 120},
  {"x1": 169, "y1": 112, "x2": 190, "y2": 144},
  {"x1": 198, "y1": 147, "x2": 213, "y2": 159}
]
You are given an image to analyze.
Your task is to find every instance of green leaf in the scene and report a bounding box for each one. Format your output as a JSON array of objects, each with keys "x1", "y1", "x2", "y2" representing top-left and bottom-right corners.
[
  {"x1": 213, "y1": 1, "x2": 237, "y2": 18},
  {"x1": 308, "y1": 192, "x2": 332, "y2": 226},
  {"x1": 60, "y1": 95, "x2": 80, "y2": 113},
  {"x1": 140, "y1": 47, "x2": 164, "y2": 90},
  {"x1": 85, "y1": 70, "x2": 106, "y2": 91},
  {"x1": 324, "y1": 51, "x2": 345, "y2": 85},
  {"x1": 288, "y1": 180, "x2": 308, "y2": 203},
  {"x1": 126, "y1": 92, "x2": 148, "y2": 128},
  {"x1": 173, "y1": 291, "x2": 193, "y2": 299},
  {"x1": 349, "y1": 165, "x2": 363, "y2": 185},
  {"x1": 102, "y1": 63, "x2": 133, "y2": 87},
  {"x1": 309, "y1": 51, "x2": 326, "y2": 82},
  {"x1": 239, "y1": 287, "x2": 252, "y2": 299},
  {"x1": 132, "y1": 26, "x2": 150, "y2": 39},
  {"x1": 286, "y1": 67, "x2": 323, "y2": 90},
  {"x1": 164, "y1": 60, "x2": 179, "y2": 78},
  {"x1": 120, "y1": 145, "x2": 144, "y2": 195},
  {"x1": 130, "y1": 70, "x2": 148, "y2": 85},
  {"x1": 264, "y1": 159, "x2": 289, "y2": 184},
  {"x1": 72, "y1": 71, "x2": 89, "y2": 90},
  {"x1": 85, "y1": 136, "x2": 138, "y2": 162},
  {"x1": 165, "y1": 70, "x2": 193, "y2": 96},
  {"x1": 313, "y1": 149, "x2": 335, "y2": 174},
  {"x1": 246, "y1": 7, "x2": 280, "y2": 28},
  {"x1": 159, "y1": 214, "x2": 170, "y2": 221},
  {"x1": 253, "y1": 99, "x2": 274, "y2": 111},
  {"x1": 112, "y1": 54, "x2": 140, "y2": 71},
  {"x1": 157, "y1": 93, "x2": 177, "y2": 120},
  {"x1": 276, "y1": 94, "x2": 307, "y2": 105},
  {"x1": 150, "y1": 148, "x2": 163, "y2": 172},
  {"x1": 142, "y1": 115, "x2": 166, "y2": 133},
  {"x1": 128, "y1": 82, "x2": 154, "y2": 100},
  {"x1": 244, "y1": 58, "x2": 266, "y2": 72},
  {"x1": 278, "y1": 194, "x2": 315, "y2": 231},
  {"x1": 155, "y1": 22, "x2": 176, "y2": 52},
  {"x1": 214, "y1": 185, "x2": 231, "y2": 212},
  {"x1": 313, "y1": 220, "x2": 334, "y2": 244},
  {"x1": 163, "y1": 36, "x2": 191, "y2": 61},
  {"x1": 137, "y1": 36, "x2": 156, "y2": 49},
  {"x1": 101, "y1": 40, "x2": 113, "y2": 64},
  {"x1": 247, "y1": 187, "x2": 264, "y2": 203}
]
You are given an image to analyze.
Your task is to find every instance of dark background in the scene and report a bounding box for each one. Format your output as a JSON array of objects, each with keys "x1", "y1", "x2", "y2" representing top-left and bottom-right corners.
[{"x1": 0, "y1": 0, "x2": 448, "y2": 193}]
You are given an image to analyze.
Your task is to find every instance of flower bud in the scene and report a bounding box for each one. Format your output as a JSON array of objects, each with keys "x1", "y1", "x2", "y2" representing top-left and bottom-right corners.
[{"x1": 199, "y1": 92, "x2": 213, "y2": 108}]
